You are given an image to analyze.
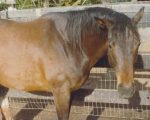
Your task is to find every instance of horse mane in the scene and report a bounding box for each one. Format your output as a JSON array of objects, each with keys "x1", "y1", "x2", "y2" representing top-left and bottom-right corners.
[{"x1": 43, "y1": 7, "x2": 134, "y2": 50}]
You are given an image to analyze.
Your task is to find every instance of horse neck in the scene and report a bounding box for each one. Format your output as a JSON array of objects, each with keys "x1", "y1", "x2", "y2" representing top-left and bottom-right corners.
[{"x1": 82, "y1": 27, "x2": 108, "y2": 69}]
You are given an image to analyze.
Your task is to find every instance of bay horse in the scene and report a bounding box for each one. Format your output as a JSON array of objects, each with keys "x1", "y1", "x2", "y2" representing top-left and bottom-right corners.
[{"x1": 0, "y1": 7, "x2": 144, "y2": 120}]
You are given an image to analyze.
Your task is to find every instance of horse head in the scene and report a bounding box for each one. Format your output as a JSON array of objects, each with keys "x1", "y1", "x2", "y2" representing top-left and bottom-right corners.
[{"x1": 95, "y1": 7, "x2": 144, "y2": 99}]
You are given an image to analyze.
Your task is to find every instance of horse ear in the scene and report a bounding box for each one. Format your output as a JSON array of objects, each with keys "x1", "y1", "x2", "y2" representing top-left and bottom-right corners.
[
  {"x1": 94, "y1": 17, "x2": 113, "y2": 29},
  {"x1": 132, "y1": 7, "x2": 144, "y2": 25}
]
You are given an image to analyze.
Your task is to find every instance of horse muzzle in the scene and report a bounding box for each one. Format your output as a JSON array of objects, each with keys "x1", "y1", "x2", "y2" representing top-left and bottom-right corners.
[{"x1": 118, "y1": 83, "x2": 135, "y2": 99}]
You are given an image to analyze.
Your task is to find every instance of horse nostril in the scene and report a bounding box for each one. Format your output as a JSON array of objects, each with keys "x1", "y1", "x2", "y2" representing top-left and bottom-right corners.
[{"x1": 118, "y1": 83, "x2": 135, "y2": 99}]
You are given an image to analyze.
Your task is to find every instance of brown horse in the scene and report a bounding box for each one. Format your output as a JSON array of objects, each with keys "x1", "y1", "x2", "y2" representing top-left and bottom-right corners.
[{"x1": 0, "y1": 7, "x2": 144, "y2": 120}]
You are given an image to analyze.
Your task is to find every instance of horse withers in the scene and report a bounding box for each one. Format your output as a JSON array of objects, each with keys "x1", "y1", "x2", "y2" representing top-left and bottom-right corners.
[{"x1": 0, "y1": 7, "x2": 144, "y2": 120}]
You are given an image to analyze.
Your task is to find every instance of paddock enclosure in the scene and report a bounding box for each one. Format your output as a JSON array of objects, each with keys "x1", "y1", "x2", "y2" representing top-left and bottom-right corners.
[{"x1": 0, "y1": 3, "x2": 150, "y2": 120}]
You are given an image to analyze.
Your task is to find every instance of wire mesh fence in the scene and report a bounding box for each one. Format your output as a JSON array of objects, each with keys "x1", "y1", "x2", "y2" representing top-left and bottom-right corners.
[{"x1": 6, "y1": 67, "x2": 150, "y2": 120}]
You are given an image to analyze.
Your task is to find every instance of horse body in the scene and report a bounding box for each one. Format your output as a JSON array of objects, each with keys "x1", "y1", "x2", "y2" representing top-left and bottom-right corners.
[
  {"x1": 0, "y1": 19, "x2": 81, "y2": 91},
  {"x1": 0, "y1": 15, "x2": 108, "y2": 93},
  {"x1": 0, "y1": 7, "x2": 144, "y2": 120}
]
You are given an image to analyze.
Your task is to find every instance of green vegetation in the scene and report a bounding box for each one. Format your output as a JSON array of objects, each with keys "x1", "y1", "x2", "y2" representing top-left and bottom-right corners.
[
  {"x1": 59, "y1": 0, "x2": 102, "y2": 6},
  {"x1": 16, "y1": 0, "x2": 35, "y2": 9},
  {"x1": 0, "y1": 2, "x2": 9, "y2": 11},
  {"x1": 15, "y1": 0, "x2": 103, "y2": 9},
  {"x1": 0, "y1": 0, "x2": 132, "y2": 10}
]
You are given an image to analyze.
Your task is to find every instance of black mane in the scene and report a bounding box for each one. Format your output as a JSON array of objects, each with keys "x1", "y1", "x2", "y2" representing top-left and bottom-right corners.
[{"x1": 43, "y1": 7, "x2": 133, "y2": 49}]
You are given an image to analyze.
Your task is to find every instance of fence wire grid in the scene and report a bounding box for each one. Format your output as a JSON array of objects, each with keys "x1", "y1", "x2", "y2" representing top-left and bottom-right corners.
[{"x1": 7, "y1": 67, "x2": 150, "y2": 120}]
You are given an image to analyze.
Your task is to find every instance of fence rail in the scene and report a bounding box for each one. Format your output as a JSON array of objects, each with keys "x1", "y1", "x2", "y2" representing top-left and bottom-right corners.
[{"x1": 1, "y1": 4, "x2": 150, "y2": 19}]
